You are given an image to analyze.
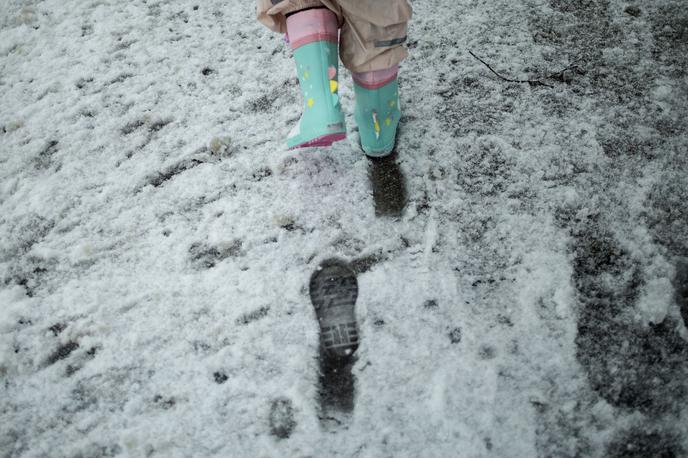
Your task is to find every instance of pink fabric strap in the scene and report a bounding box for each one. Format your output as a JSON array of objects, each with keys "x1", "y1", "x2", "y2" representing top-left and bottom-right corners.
[
  {"x1": 352, "y1": 65, "x2": 399, "y2": 89},
  {"x1": 285, "y1": 8, "x2": 338, "y2": 50}
]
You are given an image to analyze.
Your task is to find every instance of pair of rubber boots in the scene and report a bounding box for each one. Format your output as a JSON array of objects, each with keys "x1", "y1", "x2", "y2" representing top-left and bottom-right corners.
[{"x1": 285, "y1": 9, "x2": 400, "y2": 157}]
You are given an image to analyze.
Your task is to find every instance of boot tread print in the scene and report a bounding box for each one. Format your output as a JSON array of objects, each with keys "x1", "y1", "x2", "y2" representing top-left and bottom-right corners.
[
  {"x1": 354, "y1": 78, "x2": 401, "y2": 157},
  {"x1": 287, "y1": 41, "x2": 346, "y2": 149},
  {"x1": 309, "y1": 260, "x2": 359, "y2": 359}
]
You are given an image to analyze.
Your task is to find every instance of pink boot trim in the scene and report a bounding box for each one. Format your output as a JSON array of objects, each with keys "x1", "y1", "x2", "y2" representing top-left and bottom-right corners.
[
  {"x1": 286, "y1": 9, "x2": 339, "y2": 50},
  {"x1": 352, "y1": 65, "x2": 399, "y2": 89},
  {"x1": 290, "y1": 133, "x2": 346, "y2": 150}
]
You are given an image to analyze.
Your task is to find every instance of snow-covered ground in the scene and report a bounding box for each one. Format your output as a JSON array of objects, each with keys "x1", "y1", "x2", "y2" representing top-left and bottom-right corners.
[{"x1": 1, "y1": 0, "x2": 687, "y2": 456}]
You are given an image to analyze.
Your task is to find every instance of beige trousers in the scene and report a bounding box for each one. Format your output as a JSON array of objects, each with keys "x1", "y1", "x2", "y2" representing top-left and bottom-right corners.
[{"x1": 256, "y1": 0, "x2": 412, "y2": 72}]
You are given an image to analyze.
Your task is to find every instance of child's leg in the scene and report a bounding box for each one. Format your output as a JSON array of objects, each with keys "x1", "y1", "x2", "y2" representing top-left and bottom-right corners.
[
  {"x1": 351, "y1": 66, "x2": 402, "y2": 157},
  {"x1": 337, "y1": 0, "x2": 412, "y2": 156},
  {"x1": 284, "y1": 8, "x2": 346, "y2": 149}
]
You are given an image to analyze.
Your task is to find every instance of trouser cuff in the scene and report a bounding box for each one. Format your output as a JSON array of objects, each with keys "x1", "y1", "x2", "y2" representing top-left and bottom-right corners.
[{"x1": 278, "y1": 0, "x2": 326, "y2": 16}]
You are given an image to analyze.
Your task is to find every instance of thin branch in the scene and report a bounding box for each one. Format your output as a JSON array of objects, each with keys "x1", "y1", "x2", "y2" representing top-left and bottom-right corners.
[
  {"x1": 546, "y1": 60, "x2": 584, "y2": 82},
  {"x1": 468, "y1": 50, "x2": 554, "y2": 88}
]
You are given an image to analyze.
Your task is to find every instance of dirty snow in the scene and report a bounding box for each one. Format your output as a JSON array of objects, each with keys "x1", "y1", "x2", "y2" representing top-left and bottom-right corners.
[{"x1": 1, "y1": 0, "x2": 687, "y2": 456}]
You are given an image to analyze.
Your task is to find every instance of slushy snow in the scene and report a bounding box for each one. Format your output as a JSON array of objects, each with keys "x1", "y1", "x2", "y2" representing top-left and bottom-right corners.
[{"x1": 1, "y1": 0, "x2": 687, "y2": 456}]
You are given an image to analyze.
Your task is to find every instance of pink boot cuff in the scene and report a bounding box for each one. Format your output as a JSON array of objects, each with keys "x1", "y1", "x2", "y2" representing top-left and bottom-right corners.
[
  {"x1": 286, "y1": 9, "x2": 338, "y2": 50},
  {"x1": 352, "y1": 65, "x2": 399, "y2": 90}
]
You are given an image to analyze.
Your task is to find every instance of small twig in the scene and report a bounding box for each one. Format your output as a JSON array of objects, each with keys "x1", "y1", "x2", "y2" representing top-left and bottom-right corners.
[
  {"x1": 547, "y1": 60, "x2": 584, "y2": 82},
  {"x1": 547, "y1": 65, "x2": 577, "y2": 79},
  {"x1": 468, "y1": 50, "x2": 554, "y2": 88}
]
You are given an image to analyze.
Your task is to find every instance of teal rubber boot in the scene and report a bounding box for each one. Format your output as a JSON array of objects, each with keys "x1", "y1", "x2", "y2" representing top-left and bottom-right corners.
[
  {"x1": 353, "y1": 79, "x2": 401, "y2": 157},
  {"x1": 287, "y1": 41, "x2": 346, "y2": 149}
]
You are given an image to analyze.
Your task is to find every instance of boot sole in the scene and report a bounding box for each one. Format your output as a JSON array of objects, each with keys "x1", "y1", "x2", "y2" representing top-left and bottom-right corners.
[{"x1": 289, "y1": 132, "x2": 347, "y2": 150}]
